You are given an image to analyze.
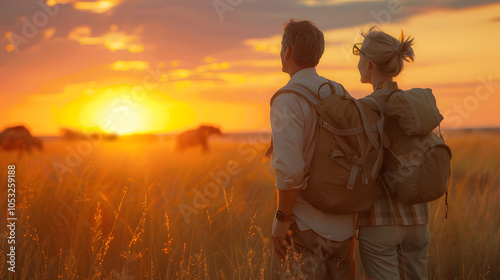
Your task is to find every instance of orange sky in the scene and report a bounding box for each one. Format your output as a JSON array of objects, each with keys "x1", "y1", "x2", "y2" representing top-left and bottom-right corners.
[{"x1": 1, "y1": 0, "x2": 499, "y2": 136}]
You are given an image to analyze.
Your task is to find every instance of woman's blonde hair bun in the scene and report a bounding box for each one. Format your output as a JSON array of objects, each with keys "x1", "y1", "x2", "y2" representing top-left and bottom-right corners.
[
  {"x1": 361, "y1": 26, "x2": 415, "y2": 77},
  {"x1": 398, "y1": 30, "x2": 415, "y2": 63}
]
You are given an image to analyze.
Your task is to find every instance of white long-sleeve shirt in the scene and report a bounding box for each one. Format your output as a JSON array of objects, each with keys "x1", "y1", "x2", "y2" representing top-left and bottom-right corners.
[{"x1": 270, "y1": 68, "x2": 355, "y2": 242}]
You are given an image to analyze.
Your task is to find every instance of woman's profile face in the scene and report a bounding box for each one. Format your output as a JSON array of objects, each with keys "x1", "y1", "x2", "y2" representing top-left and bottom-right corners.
[{"x1": 357, "y1": 52, "x2": 371, "y2": 84}]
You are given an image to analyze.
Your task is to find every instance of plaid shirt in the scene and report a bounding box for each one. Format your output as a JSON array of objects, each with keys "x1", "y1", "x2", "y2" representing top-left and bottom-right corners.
[
  {"x1": 357, "y1": 81, "x2": 430, "y2": 227},
  {"x1": 357, "y1": 191, "x2": 430, "y2": 226}
]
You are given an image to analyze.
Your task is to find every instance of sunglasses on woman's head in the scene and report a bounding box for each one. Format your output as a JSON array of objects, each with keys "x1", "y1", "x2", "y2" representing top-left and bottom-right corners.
[
  {"x1": 352, "y1": 43, "x2": 364, "y2": 55},
  {"x1": 353, "y1": 43, "x2": 376, "y2": 67}
]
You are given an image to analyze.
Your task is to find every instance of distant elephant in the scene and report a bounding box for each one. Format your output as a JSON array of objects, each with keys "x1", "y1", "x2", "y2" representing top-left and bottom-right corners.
[
  {"x1": 176, "y1": 125, "x2": 222, "y2": 152},
  {"x1": 0, "y1": 125, "x2": 43, "y2": 156},
  {"x1": 60, "y1": 127, "x2": 118, "y2": 141}
]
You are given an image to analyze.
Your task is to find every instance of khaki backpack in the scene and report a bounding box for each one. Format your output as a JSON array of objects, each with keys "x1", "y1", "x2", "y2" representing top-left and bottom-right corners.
[
  {"x1": 267, "y1": 80, "x2": 385, "y2": 214},
  {"x1": 361, "y1": 88, "x2": 452, "y2": 205}
]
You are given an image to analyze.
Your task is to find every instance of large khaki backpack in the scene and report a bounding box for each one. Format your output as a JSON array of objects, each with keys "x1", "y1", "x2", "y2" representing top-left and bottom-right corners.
[
  {"x1": 267, "y1": 80, "x2": 385, "y2": 214},
  {"x1": 361, "y1": 88, "x2": 452, "y2": 205}
]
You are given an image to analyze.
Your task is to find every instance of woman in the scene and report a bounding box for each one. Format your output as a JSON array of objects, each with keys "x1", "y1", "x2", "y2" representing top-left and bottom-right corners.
[{"x1": 353, "y1": 27, "x2": 432, "y2": 280}]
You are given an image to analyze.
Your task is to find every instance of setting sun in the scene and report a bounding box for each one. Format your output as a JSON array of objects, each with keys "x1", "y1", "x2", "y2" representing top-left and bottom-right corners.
[
  {"x1": 47, "y1": 85, "x2": 180, "y2": 135},
  {"x1": 104, "y1": 105, "x2": 139, "y2": 135}
]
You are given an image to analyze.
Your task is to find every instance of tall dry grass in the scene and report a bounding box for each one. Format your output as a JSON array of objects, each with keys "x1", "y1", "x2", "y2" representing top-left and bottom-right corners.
[
  {"x1": 426, "y1": 132, "x2": 500, "y2": 280},
  {"x1": 0, "y1": 132, "x2": 498, "y2": 279}
]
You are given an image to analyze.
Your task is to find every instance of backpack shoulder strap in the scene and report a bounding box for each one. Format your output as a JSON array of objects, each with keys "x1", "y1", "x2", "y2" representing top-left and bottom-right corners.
[
  {"x1": 270, "y1": 79, "x2": 348, "y2": 107},
  {"x1": 360, "y1": 88, "x2": 401, "y2": 112},
  {"x1": 269, "y1": 83, "x2": 321, "y2": 107},
  {"x1": 332, "y1": 80, "x2": 348, "y2": 97}
]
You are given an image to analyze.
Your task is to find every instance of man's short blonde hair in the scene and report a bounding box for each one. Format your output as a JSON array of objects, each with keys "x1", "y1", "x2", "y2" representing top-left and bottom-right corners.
[{"x1": 282, "y1": 19, "x2": 325, "y2": 68}]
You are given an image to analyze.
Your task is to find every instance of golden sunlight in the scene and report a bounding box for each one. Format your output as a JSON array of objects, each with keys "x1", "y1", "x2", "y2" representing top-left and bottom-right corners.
[
  {"x1": 53, "y1": 86, "x2": 173, "y2": 134},
  {"x1": 73, "y1": 0, "x2": 122, "y2": 14},
  {"x1": 103, "y1": 105, "x2": 139, "y2": 135}
]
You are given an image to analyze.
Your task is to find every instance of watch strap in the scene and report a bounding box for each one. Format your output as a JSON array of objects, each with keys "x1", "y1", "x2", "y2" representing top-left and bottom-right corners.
[{"x1": 276, "y1": 210, "x2": 292, "y2": 222}]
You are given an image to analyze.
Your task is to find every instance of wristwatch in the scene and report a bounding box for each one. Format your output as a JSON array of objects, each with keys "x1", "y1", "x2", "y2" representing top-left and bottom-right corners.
[{"x1": 276, "y1": 210, "x2": 292, "y2": 222}]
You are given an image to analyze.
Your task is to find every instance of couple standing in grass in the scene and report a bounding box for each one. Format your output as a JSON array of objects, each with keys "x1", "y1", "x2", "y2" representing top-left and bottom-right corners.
[{"x1": 269, "y1": 20, "x2": 432, "y2": 279}]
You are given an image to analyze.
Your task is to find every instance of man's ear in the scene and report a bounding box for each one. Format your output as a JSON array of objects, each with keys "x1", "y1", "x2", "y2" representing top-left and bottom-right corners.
[{"x1": 284, "y1": 45, "x2": 292, "y2": 60}]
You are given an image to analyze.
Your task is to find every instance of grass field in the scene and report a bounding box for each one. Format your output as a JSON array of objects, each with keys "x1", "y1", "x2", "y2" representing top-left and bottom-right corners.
[{"x1": 0, "y1": 131, "x2": 499, "y2": 279}]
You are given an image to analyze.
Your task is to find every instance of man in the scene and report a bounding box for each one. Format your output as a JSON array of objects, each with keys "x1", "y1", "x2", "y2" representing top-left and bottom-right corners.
[{"x1": 270, "y1": 19, "x2": 356, "y2": 279}]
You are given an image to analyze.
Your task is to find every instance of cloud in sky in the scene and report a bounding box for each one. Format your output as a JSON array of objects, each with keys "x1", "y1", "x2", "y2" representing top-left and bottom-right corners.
[
  {"x1": 71, "y1": 0, "x2": 123, "y2": 14},
  {"x1": 67, "y1": 25, "x2": 144, "y2": 52},
  {"x1": 300, "y1": 0, "x2": 385, "y2": 6},
  {"x1": 111, "y1": 60, "x2": 149, "y2": 71}
]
